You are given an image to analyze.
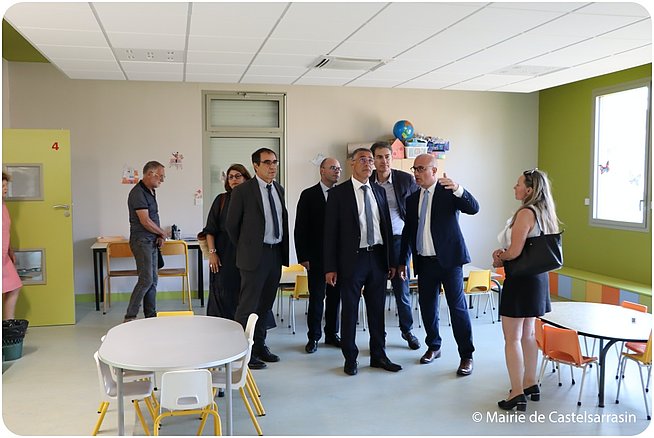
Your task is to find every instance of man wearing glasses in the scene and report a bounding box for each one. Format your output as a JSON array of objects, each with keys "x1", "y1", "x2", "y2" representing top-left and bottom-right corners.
[
  {"x1": 295, "y1": 158, "x2": 342, "y2": 354},
  {"x1": 370, "y1": 141, "x2": 421, "y2": 351},
  {"x1": 124, "y1": 161, "x2": 167, "y2": 323},
  {"x1": 227, "y1": 148, "x2": 289, "y2": 369},
  {"x1": 399, "y1": 154, "x2": 479, "y2": 376},
  {"x1": 324, "y1": 148, "x2": 401, "y2": 376}
]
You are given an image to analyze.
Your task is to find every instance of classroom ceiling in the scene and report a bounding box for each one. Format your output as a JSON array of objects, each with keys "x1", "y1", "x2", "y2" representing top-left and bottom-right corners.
[{"x1": 3, "y1": 2, "x2": 652, "y2": 93}]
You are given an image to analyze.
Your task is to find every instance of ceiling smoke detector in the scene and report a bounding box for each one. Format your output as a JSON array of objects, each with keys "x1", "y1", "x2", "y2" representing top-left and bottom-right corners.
[{"x1": 312, "y1": 56, "x2": 390, "y2": 72}]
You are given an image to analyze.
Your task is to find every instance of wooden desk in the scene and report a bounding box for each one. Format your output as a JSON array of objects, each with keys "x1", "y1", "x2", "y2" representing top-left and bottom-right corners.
[
  {"x1": 91, "y1": 239, "x2": 205, "y2": 311},
  {"x1": 98, "y1": 316, "x2": 248, "y2": 435},
  {"x1": 540, "y1": 301, "x2": 651, "y2": 407}
]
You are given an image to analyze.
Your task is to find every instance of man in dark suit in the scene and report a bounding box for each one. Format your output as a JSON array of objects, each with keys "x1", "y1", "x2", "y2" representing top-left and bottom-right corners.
[
  {"x1": 399, "y1": 153, "x2": 479, "y2": 376},
  {"x1": 324, "y1": 148, "x2": 401, "y2": 376},
  {"x1": 295, "y1": 157, "x2": 342, "y2": 354},
  {"x1": 227, "y1": 148, "x2": 289, "y2": 369},
  {"x1": 370, "y1": 141, "x2": 421, "y2": 350}
]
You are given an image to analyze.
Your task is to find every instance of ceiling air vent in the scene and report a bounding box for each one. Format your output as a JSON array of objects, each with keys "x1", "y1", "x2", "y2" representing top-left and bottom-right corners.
[{"x1": 312, "y1": 56, "x2": 389, "y2": 72}]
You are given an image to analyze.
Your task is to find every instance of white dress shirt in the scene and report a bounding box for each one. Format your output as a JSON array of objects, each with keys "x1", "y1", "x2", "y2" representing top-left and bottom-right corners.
[
  {"x1": 256, "y1": 175, "x2": 283, "y2": 244},
  {"x1": 351, "y1": 177, "x2": 383, "y2": 248},
  {"x1": 417, "y1": 183, "x2": 465, "y2": 256}
]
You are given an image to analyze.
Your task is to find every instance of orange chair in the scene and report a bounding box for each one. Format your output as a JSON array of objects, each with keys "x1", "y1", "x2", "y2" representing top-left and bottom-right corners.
[
  {"x1": 540, "y1": 325, "x2": 599, "y2": 406},
  {"x1": 616, "y1": 332, "x2": 652, "y2": 420},
  {"x1": 535, "y1": 319, "x2": 555, "y2": 381},
  {"x1": 615, "y1": 301, "x2": 648, "y2": 379}
]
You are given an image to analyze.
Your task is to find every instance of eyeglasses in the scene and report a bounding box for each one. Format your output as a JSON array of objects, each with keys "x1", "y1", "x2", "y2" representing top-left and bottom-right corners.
[
  {"x1": 260, "y1": 160, "x2": 278, "y2": 166},
  {"x1": 410, "y1": 165, "x2": 434, "y2": 173},
  {"x1": 327, "y1": 165, "x2": 342, "y2": 172},
  {"x1": 355, "y1": 157, "x2": 374, "y2": 165},
  {"x1": 228, "y1": 173, "x2": 243, "y2": 180}
]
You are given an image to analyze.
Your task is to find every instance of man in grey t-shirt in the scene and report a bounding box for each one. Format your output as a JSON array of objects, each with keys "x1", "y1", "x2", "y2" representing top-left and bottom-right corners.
[{"x1": 124, "y1": 161, "x2": 167, "y2": 322}]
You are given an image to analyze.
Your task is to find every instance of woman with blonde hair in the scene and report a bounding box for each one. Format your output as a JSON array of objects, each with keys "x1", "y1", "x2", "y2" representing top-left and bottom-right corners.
[
  {"x1": 2, "y1": 172, "x2": 22, "y2": 320},
  {"x1": 492, "y1": 168, "x2": 560, "y2": 411}
]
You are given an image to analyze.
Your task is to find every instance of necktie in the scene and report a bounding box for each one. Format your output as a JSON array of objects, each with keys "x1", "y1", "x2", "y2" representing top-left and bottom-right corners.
[
  {"x1": 266, "y1": 184, "x2": 280, "y2": 239},
  {"x1": 416, "y1": 189, "x2": 429, "y2": 254},
  {"x1": 361, "y1": 185, "x2": 374, "y2": 246}
]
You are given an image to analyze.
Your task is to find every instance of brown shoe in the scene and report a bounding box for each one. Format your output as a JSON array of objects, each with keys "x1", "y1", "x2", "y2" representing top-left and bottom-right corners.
[
  {"x1": 457, "y1": 358, "x2": 473, "y2": 376},
  {"x1": 419, "y1": 348, "x2": 441, "y2": 364}
]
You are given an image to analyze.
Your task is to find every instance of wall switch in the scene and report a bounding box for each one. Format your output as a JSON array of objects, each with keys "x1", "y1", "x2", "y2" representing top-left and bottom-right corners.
[{"x1": 584, "y1": 198, "x2": 590, "y2": 206}]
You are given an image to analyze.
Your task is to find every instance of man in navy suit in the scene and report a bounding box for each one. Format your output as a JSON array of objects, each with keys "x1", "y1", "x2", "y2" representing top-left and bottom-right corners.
[
  {"x1": 295, "y1": 157, "x2": 342, "y2": 354},
  {"x1": 399, "y1": 153, "x2": 479, "y2": 376},
  {"x1": 324, "y1": 148, "x2": 401, "y2": 376},
  {"x1": 227, "y1": 148, "x2": 289, "y2": 369},
  {"x1": 370, "y1": 141, "x2": 421, "y2": 350}
]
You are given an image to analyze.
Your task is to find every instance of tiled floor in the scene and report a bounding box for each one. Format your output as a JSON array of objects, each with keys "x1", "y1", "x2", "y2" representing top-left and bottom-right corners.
[{"x1": 2, "y1": 294, "x2": 651, "y2": 436}]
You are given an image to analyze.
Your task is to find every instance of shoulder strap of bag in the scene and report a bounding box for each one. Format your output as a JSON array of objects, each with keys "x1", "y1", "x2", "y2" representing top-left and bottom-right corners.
[{"x1": 524, "y1": 206, "x2": 545, "y2": 236}]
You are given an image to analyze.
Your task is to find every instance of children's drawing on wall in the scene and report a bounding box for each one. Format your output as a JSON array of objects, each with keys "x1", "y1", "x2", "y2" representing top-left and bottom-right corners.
[
  {"x1": 194, "y1": 188, "x2": 203, "y2": 206},
  {"x1": 310, "y1": 153, "x2": 325, "y2": 167},
  {"x1": 599, "y1": 160, "x2": 610, "y2": 174},
  {"x1": 169, "y1": 152, "x2": 184, "y2": 170},
  {"x1": 121, "y1": 165, "x2": 140, "y2": 184}
]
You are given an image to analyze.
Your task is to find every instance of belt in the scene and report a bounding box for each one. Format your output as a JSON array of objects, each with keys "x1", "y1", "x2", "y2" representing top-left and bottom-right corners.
[
  {"x1": 357, "y1": 244, "x2": 382, "y2": 253},
  {"x1": 418, "y1": 254, "x2": 438, "y2": 259},
  {"x1": 263, "y1": 243, "x2": 281, "y2": 249}
]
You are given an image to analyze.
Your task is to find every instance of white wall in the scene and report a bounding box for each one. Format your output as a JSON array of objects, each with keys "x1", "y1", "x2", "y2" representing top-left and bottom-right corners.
[{"x1": 4, "y1": 62, "x2": 539, "y2": 296}]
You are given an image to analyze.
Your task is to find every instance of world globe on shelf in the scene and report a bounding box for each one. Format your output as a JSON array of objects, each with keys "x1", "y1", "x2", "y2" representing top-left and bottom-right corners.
[{"x1": 392, "y1": 120, "x2": 415, "y2": 141}]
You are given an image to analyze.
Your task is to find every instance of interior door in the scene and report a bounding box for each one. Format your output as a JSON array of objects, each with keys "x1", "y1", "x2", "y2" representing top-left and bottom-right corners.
[{"x1": 2, "y1": 129, "x2": 75, "y2": 326}]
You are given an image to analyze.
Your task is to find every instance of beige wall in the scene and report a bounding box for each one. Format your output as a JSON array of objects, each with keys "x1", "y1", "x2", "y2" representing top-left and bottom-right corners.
[{"x1": 4, "y1": 62, "x2": 539, "y2": 295}]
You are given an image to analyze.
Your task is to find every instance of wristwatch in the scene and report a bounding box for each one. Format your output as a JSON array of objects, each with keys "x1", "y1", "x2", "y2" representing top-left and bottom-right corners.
[{"x1": 209, "y1": 249, "x2": 217, "y2": 254}]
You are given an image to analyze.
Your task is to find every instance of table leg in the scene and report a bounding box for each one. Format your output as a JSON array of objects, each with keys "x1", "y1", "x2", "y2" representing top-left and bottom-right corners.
[
  {"x1": 598, "y1": 338, "x2": 617, "y2": 408},
  {"x1": 491, "y1": 279, "x2": 502, "y2": 322},
  {"x1": 226, "y1": 362, "x2": 232, "y2": 436},
  {"x1": 93, "y1": 250, "x2": 100, "y2": 311},
  {"x1": 99, "y1": 252, "x2": 105, "y2": 308},
  {"x1": 196, "y1": 247, "x2": 204, "y2": 307},
  {"x1": 117, "y1": 367, "x2": 125, "y2": 436}
]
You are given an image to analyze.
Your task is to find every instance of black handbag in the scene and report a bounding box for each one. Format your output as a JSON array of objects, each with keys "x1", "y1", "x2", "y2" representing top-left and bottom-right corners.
[
  {"x1": 157, "y1": 248, "x2": 165, "y2": 269},
  {"x1": 504, "y1": 209, "x2": 563, "y2": 277}
]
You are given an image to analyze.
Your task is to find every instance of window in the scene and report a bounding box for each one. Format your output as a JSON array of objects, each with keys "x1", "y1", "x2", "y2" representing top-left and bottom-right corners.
[{"x1": 590, "y1": 80, "x2": 651, "y2": 230}]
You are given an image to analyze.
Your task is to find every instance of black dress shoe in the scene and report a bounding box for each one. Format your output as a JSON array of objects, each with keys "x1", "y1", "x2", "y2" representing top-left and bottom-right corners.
[
  {"x1": 457, "y1": 358, "x2": 473, "y2": 376},
  {"x1": 255, "y1": 345, "x2": 280, "y2": 362},
  {"x1": 498, "y1": 394, "x2": 527, "y2": 411},
  {"x1": 420, "y1": 348, "x2": 441, "y2": 364},
  {"x1": 401, "y1": 332, "x2": 421, "y2": 350},
  {"x1": 248, "y1": 357, "x2": 267, "y2": 370},
  {"x1": 344, "y1": 360, "x2": 358, "y2": 376},
  {"x1": 370, "y1": 357, "x2": 402, "y2": 372},
  {"x1": 524, "y1": 384, "x2": 540, "y2": 401},
  {"x1": 305, "y1": 340, "x2": 318, "y2": 354},
  {"x1": 324, "y1": 334, "x2": 341, "y2": 347}
]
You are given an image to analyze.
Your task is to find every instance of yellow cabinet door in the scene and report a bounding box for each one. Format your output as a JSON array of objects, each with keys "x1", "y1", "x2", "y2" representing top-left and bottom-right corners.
[{"x1": 2, "y1": 129, "x2": 75, "y2": 326}]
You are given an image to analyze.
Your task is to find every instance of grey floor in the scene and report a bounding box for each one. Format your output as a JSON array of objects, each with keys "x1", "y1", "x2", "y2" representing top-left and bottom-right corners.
[{"x1": 2, "y1": 293, "x2": 652, "y2": 436}]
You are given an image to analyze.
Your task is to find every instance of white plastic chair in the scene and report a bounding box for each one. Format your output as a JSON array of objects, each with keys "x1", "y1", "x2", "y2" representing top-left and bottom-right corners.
[
  {"x1": 210, "y1": 313, "x2": 264, "y2": 435},
  {"x1": 92, "y1": 352, "x2": 155, "y2": 436},
  {"x1": 153, "y1": 369, "x2": 221, "y2": 436}
]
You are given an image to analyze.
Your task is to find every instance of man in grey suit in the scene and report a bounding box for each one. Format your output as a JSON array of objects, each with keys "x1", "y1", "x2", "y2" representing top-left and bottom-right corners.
[{"x1": 227, "y1": 148, "x2": 289, "y2": 369}]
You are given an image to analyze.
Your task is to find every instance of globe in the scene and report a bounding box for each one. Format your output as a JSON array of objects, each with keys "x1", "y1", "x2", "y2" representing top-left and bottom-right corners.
[{"x1": 392, "y1": 120, "x2": 414, "y2": 141}]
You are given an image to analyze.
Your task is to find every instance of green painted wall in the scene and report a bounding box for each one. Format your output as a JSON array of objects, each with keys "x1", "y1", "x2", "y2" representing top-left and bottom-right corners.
[{"x1": 539, "y1": 64, "x2": 652, "y2": 285}]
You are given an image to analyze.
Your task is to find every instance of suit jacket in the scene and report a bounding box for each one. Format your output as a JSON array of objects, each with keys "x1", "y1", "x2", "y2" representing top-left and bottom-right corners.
[
  {"x1": 324, "y1": 179, "x2": 395, "y2": 279},
  {"x1": 400, "y1": 183, "x2": 479, "y2": 273},
  {"x1": 226, "y1": 177, "x2": 289, "y2": 271},
  {"x1": 294, "y1": 183, "x2": 327, "y2": 268},
  {"x1": 371, "y1": 169, "x2": 420, "y2": 223}
]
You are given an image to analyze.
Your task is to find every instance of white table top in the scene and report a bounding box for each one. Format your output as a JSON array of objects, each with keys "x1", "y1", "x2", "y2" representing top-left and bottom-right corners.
[
  {"x1": 542, "y1": 301, "x2": 651, "y2": 343},
  {"x1": 98, "y1": 316, "x2": 248, "y2": 371}
]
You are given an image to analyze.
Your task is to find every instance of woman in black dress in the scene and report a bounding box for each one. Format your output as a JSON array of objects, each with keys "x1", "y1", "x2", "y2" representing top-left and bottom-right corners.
[
  {"x1": 204, "y1": 164, "x2": 251, "y2": 319},
  {"x1": 492, "y1": 169, "x2": 560, "y2": 411}
]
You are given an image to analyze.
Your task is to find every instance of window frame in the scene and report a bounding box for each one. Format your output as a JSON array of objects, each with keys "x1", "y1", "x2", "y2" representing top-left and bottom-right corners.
[{"x1": 589, "y1": 78, "x2": 651, "y2": 232}]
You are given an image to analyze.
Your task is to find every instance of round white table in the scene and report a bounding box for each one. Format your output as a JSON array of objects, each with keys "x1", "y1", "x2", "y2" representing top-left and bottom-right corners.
[
  {"x1": 541, "y1": 301, "x2": 651, "y2": 407},
  {"x1": 98, "y1": 316, "x2": 248, "y2": 435}
]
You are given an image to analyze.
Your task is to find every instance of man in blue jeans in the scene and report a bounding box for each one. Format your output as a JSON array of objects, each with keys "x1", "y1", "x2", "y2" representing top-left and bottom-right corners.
[{"x1": 124, "y1": 161, "x2": 167, "y2": 323}]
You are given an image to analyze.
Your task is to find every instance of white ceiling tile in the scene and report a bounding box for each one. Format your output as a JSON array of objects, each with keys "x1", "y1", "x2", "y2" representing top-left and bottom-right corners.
[
  {"x1": 346, "y1": 78, "x2": 405, "y2": 88},
  {"x1": 362, "y1": 68, "x2": 432, "y2": 81},
  {"x1": 190, "y1": 2, "x2": 288, "y2": 38},
  {"x1": 51, "y1": 59, "x2": 122, "y2": 72},
  {"x1": 120, "y1": 61, "x2": 183, "y2": 74},
  {"x1": 525, "y1": 37, "x2": 649, "y2": 67},
  {"x1": 602, "y1": 18, "x2": 652, "y2": 41},
  {"x1": 38, "y1": 45, "x2": 115, "y2": 61},
  {"x1": 186, "y1": 51, "x2": 253, "y2": 65},
  {"x1": 252, "y1": 53, "x2": 317, "y2": 68},
  {"x1": 488, "y1": 2, "x2": 588, "y2": 13},
  {"x1": 5, "y1": 2, "x2": 99, "y2": 31},
  {"x1": 529, "y1": 11, "x2": 644, "y2": 38},
  {"x1": 260, "y1": 38, "x2": 338, "y2": 56},
  {"x1": 445, "y1": 74, "x2": 533, "y2": 91},
  {"x1": 395, "y1": 80, "x2": 451, "y2": 90},
  {"x1": 186, "y1": 63, "x2": 247, "y2": 75},
  {"x1": 65, "y1": 70, "x2": 126, "y2": 80},
  {"x1": 126, "y1": 71, "x2": 184, "y2": 82},
  {"x1": 107, "y1": 33, "x2": 186, "y2": 51},
  {"x1": 240, "y1": 75, "x2": 296, "y2": 85},
  {"x1": 92, "y1": 2, "x2": 189, "y2": 35},
  {"x1": 245, "y1": 65, "x2": 307, "y2": 77},
  {"x1": 185, "y1": 73, "x2": 242, "y2": 83},
  {"x1": 301, "y1": 69, "x2": 363, "y2": 80},
  {"x1": 188, "y1": 35, "x2": 263, "y2": 53},
  {"x1": 332, "y1": 41, "x2": 412, "y2": 59},
  {"x1": 578, "y1": 2, "x2": 650, "y2": 17},
  {"x1": 294, "y1": 77, "x2": 351, "y2": 86},
  {"x1": 11, "y1": 28, "x2": 108, "y2": 47}
]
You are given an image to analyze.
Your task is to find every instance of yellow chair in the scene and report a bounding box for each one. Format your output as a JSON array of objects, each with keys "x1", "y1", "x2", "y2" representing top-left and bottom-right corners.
[
  {"x1": 104, "y1": 241, "x2": 139, "y2": 315},
  {"x1": 540, "y1": 325, "x2": 598, "y2": 406},
  {"x1": 288, "y1": 274, "x2": 310, "y2": 334},
  {"x1": 277, "y1": 264, "x2": 306, "y2": 322},
  {"x1": 156, "y1": 310, "x2": 194, "y2": 317},
  {"x1": 464, "y1": 270, "x2": 495, "y2": 323},
  {"x1": 616, "y1": 332, "x2": 652, "y2": 420},
  {"x1": 92, "y1": 352, "x2": 155, "y2": 436},
  {"x1": 153, "y1": 369, "x2": 221, "y2": 436},
  {"x1": 158, "y1": 240, "x2": 192, "y2": 311}
]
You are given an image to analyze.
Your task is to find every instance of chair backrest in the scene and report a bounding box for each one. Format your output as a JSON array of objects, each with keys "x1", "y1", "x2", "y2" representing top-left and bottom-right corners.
[
  {"x1": 642, "y1": 332, "x2": 653, "y2": 365},
  {"x1": 159, "y1": 369, "x2": 213, "y2": 411},
  {"x1": 93, "y1": 351, "x2": 116, "y2": 401},
  {"x1": 283, "y1": 263, "x2": 305, "y2": 274},
  {"x1": 543, "y1": 324, "x2": 584, "y2": 365},
  {"x1": 160, "y1": 240, "x2": 188, "y2": 257},
  {"x1": 156, "y1": 310, "x2": 194, "y2": 317},
  {"x1": 465, "y1": 270, "x2": 491, "y2": 292},
  {"x1": 494, "y1": 266, "x2": 506, "y2": 282},
  {"x1": 244, "y1": 313, "x2": 259, "y2": 345},
  {"x1": 293, "y1": 275, "x2": 310, "y2": 298},
  {"x1": 621, "y1": 300, "x2": 648, "y2": 313},
  {"x1": 106, "y1": 241, "x2": 134, "y2": 258}
]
